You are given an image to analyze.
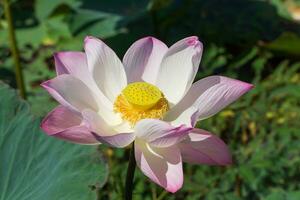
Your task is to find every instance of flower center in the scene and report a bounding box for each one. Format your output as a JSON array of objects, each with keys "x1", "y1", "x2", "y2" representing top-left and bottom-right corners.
[
  {"x1": 114, "y1": 82, "x2": 169, "y2": 125},
  {"x1": 122, "y1": 82, "x2": 162, "y2": 110}
]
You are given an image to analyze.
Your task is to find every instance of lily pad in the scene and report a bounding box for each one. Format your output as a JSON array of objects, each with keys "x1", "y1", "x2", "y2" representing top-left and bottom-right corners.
[{"x1": 0, "y1": 82, "x2": 108, "y2": 200}]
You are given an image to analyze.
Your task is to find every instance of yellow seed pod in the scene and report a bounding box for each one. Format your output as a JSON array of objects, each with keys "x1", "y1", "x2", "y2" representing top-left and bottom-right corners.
[{"x1": 122, "y1": 82, "x2": 162, "y2": 110}]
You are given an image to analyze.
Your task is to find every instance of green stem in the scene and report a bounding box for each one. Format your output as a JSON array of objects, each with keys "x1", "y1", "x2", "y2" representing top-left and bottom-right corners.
[
  {"x1": 151, "y1": 183, "x2": 157, "y2": 200},
  {"x1": 3, "y1": 0, "x2": 26, "y2": 99},
  {"x1": 157, "y1": 190, "x2": 168, "y2": 200},
  {"x1": 124, "y1": 143, "x2": 136, "y2": 200}
]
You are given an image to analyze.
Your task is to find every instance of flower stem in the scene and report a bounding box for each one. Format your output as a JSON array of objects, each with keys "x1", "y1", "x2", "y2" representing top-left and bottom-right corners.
[
  {"x1": 2, "y1": 0, "x2": 26, "y2": 99},
  {"x1": 151, "y1": 183, "x2": 157, "y2": 200},
  {"x1": 125, "y1": 143, "x2": 136, "y2": 200},
  {"x1": 157, "y1": 190, "x2": 168, "y2": 200}
]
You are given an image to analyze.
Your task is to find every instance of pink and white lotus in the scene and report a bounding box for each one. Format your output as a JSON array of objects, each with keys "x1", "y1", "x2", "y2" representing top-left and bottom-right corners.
[{"x1": 41, "y1": 36, "x2": 253, "y2": 193}]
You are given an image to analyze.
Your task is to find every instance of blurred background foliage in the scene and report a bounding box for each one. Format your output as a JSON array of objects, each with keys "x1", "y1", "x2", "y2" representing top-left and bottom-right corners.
[{"x1": 0, "y1": 0, "x2": 300, "y2": 199}]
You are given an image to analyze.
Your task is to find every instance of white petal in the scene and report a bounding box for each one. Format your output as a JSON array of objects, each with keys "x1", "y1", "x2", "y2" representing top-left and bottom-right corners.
[
  {"x1": 41, "y1": 74, "x2": 99, "y2": 114},
  {"x1": 170, "y1": 106, "x2": 198, "y2": 127},
  {"x1": 54, "y1": 51, "x2": 92, "y2": 87},
  {"x1": 54, "y1": 51, "x2": 110, "y2": 104},
  {"x1": 156, "y1": 36, "x2": 203, "y2": 105},
  {"x1": 84, "y1": 36, "x2": 127, "y2": 102},
  {"x1": 166, "y1": 76, "x2": 253, "y2": 126},
  {"x1": 135, "y1": 140, "x2": 183, "y2": 193},
  {"x1": 134, "y1": 119, "x2": 192, "y2": 148},
  {"x1": 192, "y1": 77, "x2": 253, "y2": 123},
  {"x1": 178, "y1": 128, "x2": 232, "y2": 165},
  {"x1": 41, "y1": 106, "x2": 99, "y2": 144},
  {"x1": 82, "y1": 109, "x2": 134, "y2": 148},
  {"x1": 123, "y1": 37, "x2": 168, "y2": 84}
]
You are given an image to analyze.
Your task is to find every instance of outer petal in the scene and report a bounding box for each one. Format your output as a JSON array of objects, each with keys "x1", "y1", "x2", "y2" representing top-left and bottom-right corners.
[
  {"x1": 82, "y1": 109, "x2": 134, "y2": 148},
  {"x1": 156, "y1": 36, "x2": 203, "y2": 105},
  {"x1": 84, "y1": 36, "x2": 127, "y2": 102},
  {"x1": 123, "y1": 37, "x2": 168, "y2": 84},
  {"x1": 54, "y1": 51, "x2": 88, "y2": 77},
  {"x1": 166, "y1": 76, "x2": 253, "y2": 126},
  {"x1": 41, "y1": 74, "x2": 99, "y2": 114},
  {"x1": 135, "y1": 140, "x2": 183, "y2": 193},
  {"x1": 41, "y1": 106, "x2": 99, "y2": 144},
  {"x1": 54, "y1": 51, "x2": 104, "y2": 97},
  {"x1": 178, "y1": 128, "x2": 232, "y2": 165},
  {"x1": 135, "y1": 119, "x2": 192, "y2": 148}
]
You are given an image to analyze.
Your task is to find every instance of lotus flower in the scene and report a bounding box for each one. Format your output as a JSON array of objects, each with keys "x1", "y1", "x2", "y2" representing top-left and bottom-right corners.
[{"x1": 41, "y1": 36, "x2": 253, "y2": 193}]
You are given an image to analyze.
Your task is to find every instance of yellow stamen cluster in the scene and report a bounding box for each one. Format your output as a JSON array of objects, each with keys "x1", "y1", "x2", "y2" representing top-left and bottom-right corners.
[{"x1": 114, "y1": 82, "x2": 169, "y2": 125}]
